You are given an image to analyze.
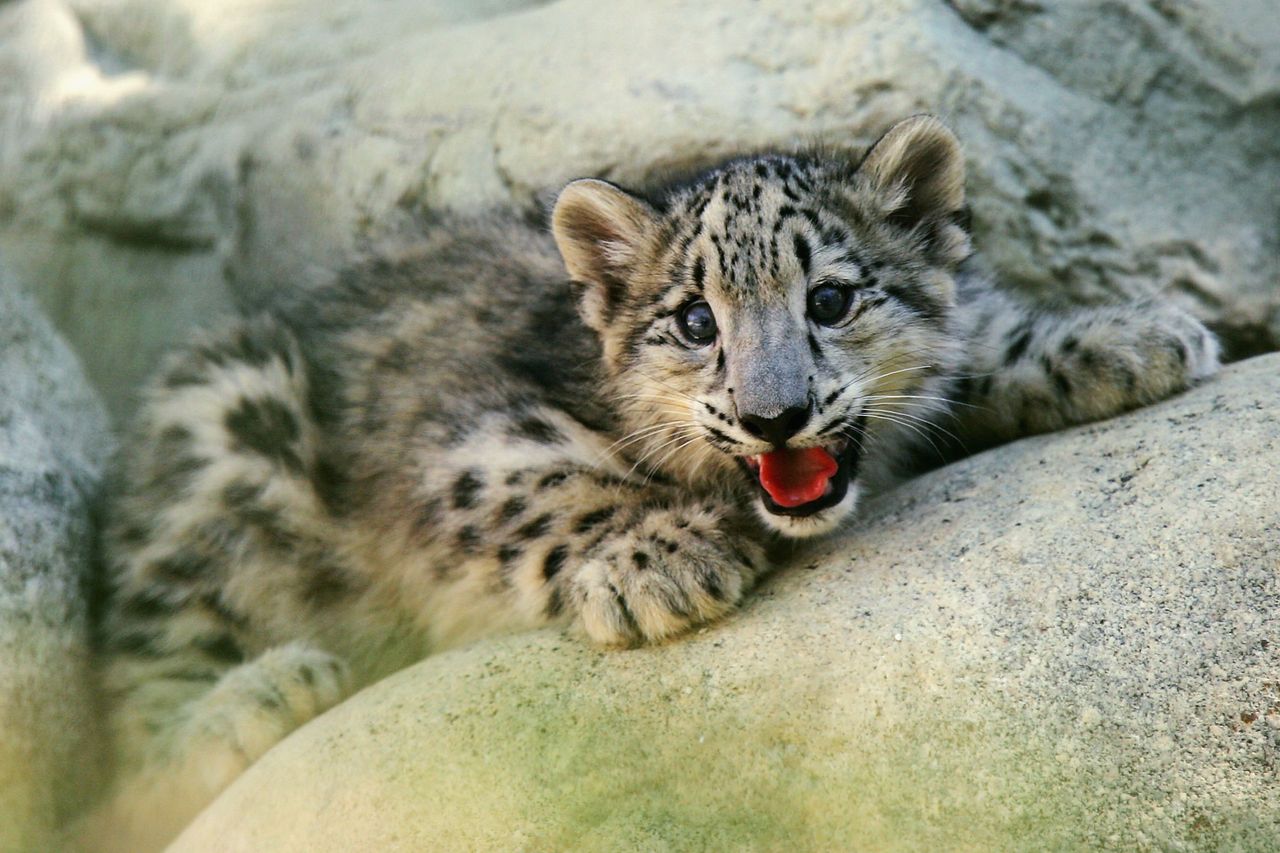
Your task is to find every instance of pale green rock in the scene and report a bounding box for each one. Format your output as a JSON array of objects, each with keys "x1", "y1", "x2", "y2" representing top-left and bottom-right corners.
[{"x1": 172, "y1": 356, "x2": 1280, "y2": 852}]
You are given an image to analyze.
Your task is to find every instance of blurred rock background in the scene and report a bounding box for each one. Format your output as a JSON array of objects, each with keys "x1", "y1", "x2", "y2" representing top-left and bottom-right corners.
[
  {"x1": 0, "y1": 0, "x2": 1276, "y2": 849},
  {"x1": 1, "y1": 0, "x2": 1277, "y2": 419},
  {"x1": 0, "y1": 280, "x2": 110, "y2": 852}
]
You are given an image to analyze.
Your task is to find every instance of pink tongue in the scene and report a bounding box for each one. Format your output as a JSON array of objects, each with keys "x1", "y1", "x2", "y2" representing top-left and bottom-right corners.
[{"x1": 757, "y1": 447, "x2": 839, "y2": 508}]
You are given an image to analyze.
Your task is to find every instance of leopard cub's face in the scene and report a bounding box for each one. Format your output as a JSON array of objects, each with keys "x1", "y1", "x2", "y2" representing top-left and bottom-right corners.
[{"x1": 553, "y1": 116, "x2": 971, "y2": 538}]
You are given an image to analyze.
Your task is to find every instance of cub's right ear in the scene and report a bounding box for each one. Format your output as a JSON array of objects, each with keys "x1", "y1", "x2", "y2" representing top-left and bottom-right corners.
[{"x1": 551, "y1": 179, "x2": 657, "y2": 332}]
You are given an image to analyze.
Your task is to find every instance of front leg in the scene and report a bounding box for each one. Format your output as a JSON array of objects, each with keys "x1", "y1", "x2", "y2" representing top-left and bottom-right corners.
[
  {"x1": 566, "y1": 501, "x2": 764, "y2": 646},
  {"x1": 406, "y1": 430, "x2": 768, "y2": 649},
  {"x1": 949, "y1": 292, "x2": 1220, "y2": 448}
]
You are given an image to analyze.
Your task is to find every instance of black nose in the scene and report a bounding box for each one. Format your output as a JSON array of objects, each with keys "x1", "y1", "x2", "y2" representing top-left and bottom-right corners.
[{"x1": 739, "y1": 403, "x2": 812, "y2": 447}]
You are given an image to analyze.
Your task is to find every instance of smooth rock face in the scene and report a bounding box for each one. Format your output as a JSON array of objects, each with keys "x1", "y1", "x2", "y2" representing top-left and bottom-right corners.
[
  {"x1": 173, "y1": 355, "x2": 1280, "y2": 852},
  {"x1": 0, "y1": 277, "x2": 112, "y2": 852},
  {"x1": 1, "y1": 0, "x2": 1277, "y2": 416}
]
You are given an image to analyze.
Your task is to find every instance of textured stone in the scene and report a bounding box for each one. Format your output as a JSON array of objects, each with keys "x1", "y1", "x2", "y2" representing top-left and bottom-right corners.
[
  {"x1": 0, "y1": 0, "x2": 1276, "y2": 416},
  {"x1": 172, "y1": 355, "x2": 1280, "y2": 852},
  {"x1": 0, "y1": 276, "x2": 113, "y2": 853}
]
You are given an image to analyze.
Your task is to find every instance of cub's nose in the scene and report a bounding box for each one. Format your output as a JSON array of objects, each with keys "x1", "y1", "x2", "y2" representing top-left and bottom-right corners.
[{"x1": 738, "y1": 403, "x2": 812, "y2": 447}]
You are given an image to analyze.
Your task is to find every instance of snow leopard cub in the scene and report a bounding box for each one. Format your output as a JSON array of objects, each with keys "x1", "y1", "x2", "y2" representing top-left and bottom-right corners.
[{"x1": 89, "y1": 116, "x2": 1218, "y2": 848}]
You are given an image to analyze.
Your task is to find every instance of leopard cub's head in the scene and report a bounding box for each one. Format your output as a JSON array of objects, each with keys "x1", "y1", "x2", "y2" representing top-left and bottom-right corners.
[{"x1": 552, "y1": 116, "x2": 971, "y2": 538}]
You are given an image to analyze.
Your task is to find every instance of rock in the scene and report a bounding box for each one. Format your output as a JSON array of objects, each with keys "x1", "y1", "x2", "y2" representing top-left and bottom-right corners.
[
  {"x1": 172, "y1": 355, "x2": 1280, "y2": 851},
  {"x1": 1, "y1": 0, "x2": 1277, "y2": 416},
  {"x1": 0, "y1": 276, "x2": 113, "y2": 851}
]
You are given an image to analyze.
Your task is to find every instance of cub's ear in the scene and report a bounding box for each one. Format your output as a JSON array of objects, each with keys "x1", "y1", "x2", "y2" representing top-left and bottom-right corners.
[
  {"x1": 551, "y1": 179, "x2": 658, "y2": 331},
  {"x1": 858, "y1": 115, "x2": 969, "y2": 263}
]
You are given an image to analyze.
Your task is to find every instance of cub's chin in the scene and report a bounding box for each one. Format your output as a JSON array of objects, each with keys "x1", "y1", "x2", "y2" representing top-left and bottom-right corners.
[{"x1": 754, "y1": 481, "x2": 861, "y2": 538}]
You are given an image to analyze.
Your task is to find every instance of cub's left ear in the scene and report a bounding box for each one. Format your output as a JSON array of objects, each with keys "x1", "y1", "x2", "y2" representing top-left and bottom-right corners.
[
  {"x1": 858, "y1": 115, "x2": 970, "y2": 264},
  {"x1": 552, "y1": 179, "x2": 658, "y2": 332}
]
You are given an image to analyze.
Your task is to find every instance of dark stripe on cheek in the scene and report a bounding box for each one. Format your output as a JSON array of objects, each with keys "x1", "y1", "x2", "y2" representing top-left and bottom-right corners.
[
  {"x1": 882, "y1": 282, "x2": 945, "y2": 326},
  {"x1": 705, "y1": 426, "x2": 740, "y2": 446},
  {"x1": 807, "y1": 332, "x2": 824, "y2": 361}
]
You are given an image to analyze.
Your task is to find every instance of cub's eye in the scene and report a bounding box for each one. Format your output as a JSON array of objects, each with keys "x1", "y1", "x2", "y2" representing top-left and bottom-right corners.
[
  {"x1": 807, "y1": 282, "x2": 854, "y2": 326},
  {"x1": 678, "y1": 300, "x2": 717, "y2": 344}
]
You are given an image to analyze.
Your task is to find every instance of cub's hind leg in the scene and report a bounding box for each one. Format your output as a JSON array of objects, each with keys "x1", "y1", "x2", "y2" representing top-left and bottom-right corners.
[
  {"x1": 85, "y1": 318, "x2": 360, "y2": 851},
  {"x1": 79, "y1": 644, "x2": 348, "y2": 853},
  {"x1": 948, "y1": 291, "x2": 1219, "y2": 449}
]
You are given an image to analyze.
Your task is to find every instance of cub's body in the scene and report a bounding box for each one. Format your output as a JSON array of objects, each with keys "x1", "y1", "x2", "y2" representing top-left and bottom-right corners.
[{"x1": 87, "y1": 118, "x2": 1218, "y2": 850}]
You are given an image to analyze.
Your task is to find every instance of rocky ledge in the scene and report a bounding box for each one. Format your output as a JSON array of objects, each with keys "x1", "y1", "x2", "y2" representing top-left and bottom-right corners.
[{"x1": 174, "y1": 355, "x2": 1279, "y2": 851}]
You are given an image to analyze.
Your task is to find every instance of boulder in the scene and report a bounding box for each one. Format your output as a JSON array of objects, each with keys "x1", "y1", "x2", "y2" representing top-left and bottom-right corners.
[
  {"x1": 172, "y1": 355, "x2": 1280, "y2": 851},
  {"x1": 0, "y1": 0, "x2": 1277, "y2": 416},
  {"x1": 0, "y1": 277, "x2": 113, "y2": 852}
]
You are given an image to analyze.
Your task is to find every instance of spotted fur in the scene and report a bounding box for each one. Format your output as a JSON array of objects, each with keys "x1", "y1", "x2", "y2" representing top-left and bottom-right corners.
[{"x1": 87, "y1": 116, "x2": 1218, "y2": 849}]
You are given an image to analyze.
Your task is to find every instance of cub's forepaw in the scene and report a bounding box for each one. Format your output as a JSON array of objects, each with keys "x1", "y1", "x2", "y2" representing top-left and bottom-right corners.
[{"x1": 569, "y1": 508, "x2": 765, "y2": 647}]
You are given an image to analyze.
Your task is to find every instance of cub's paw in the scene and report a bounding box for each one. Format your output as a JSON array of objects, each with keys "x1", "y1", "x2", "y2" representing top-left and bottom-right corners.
[
  {"x1": 1057, "y1": 305, "x2": 1220, "y2": 414},
  {"x1": 568, "y1": 507, "x2": 765, "y2": 647},
  {"x1": 1138, "y1": 307, "x2": 1221, "y2": 392},
  {"x1": 185, "y1": 644, "x2": 350, "y2": 773}
]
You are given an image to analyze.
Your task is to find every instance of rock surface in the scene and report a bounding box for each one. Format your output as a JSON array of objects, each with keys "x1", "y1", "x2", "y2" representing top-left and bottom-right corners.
[
  {"x1": 1, "y1": 0, "x2": 1277, "y2": 415},
  {"x1": 172, "y1": 355, "x2": 1279, "y2": 852},
  {"x1": 0, "y1": 277, "x2": 113, "y2": 852}
]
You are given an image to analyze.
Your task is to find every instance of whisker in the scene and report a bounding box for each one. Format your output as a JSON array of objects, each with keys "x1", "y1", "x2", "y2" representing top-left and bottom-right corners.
[
  {"x1": 861, "y1": 405, "x2": 965, "y2": 451},
  {"x1": 860, "y1": 411, "x2": 949, "y2": 462},
  {"x1": 863, "y1": 393, "x2": 987, "y2": 413},
  {"x1": 642, "y1": 432, "x2": 710, "y2": 487}
]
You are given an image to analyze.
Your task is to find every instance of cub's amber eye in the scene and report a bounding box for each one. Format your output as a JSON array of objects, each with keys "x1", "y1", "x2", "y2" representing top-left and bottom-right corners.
[
  {"x1": 807, "y1": 282, "x2": 853, "y2": 326},
  {"x1": 678, "y1": 300, "x2": 717, "y2": 344}
]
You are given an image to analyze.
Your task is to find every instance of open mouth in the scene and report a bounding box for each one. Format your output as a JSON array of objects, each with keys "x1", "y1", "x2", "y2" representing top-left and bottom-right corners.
[{"x1": 738, "y1": 419, "x2": 866, "y2": 518}]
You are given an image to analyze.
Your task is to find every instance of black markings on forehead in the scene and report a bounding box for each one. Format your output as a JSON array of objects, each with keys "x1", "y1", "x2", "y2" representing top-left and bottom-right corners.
[
  {"x1": 793, "y1": 233, "x2": 811, "y2": 276},
  {"x1": 823, "y1": 225, "x2": 849, "y2": 245},
  {"x1": 690, "y1": 193, "x2": 711, "y2": 220},
  {"x1": 676, "y1": 219, "x2": 705, "y2": 256},
  {"x1": 691, "y1": 257, "x2": 705, "y2": 290},
  {"x1": 778, "y1": 205, "x2": 821, "y2": 231}
]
